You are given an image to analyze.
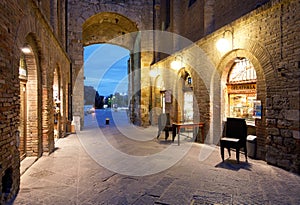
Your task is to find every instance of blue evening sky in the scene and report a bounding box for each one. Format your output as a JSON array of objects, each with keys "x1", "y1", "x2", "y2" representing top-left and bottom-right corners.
[{"x1": 84, "y1": 44, "x2": 130, "y2": 96}]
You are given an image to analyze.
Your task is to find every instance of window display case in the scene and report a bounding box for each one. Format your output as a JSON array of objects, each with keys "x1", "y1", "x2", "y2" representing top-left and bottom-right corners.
[{"x1": 229, "y1": 94, "x2": 256, "y2": 122}]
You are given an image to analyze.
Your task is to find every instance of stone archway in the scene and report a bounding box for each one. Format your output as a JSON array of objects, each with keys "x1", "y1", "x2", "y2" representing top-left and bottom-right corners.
[
  {"x1": 20, "y1": 34, "x2": 43, "y2": 157},
  {"x1": 82, "y1": 12, "x2": 138, "y2": 47},
  {"x1": 214, "y1": 48, "x2": 267, "y2": 158},
  {"x1": 72, "y1": 12, "x2": 141, "y2": 127}
]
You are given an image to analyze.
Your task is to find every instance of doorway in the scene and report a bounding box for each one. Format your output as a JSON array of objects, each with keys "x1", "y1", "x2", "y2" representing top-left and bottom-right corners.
[
  {"x1": 53, "y1": 67, "x2": 61, "y2": 138},
  {"x1": 19, "y1": 55, "x2": 27, "y2": 160},
  {"x1": 184, "y1": 91, "x2": 193, "y2": 122}
]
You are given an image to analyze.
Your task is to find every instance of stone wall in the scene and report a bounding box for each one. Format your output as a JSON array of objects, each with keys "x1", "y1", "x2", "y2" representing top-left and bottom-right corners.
[
  {"x1": 0, "y1": 0, "x2": 70, "y2": 203},
  {"x1": 165, "y1": 0, "x2": 271, "y2": 42},
  {"x1": 151, "y1": 0, "x2": 300, "y2": 173},
  {"x1": 68, "y1": 0, "x2": 154, "y2": 127}
]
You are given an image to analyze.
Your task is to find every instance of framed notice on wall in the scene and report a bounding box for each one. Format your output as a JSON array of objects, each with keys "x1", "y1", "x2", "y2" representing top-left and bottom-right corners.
[
  {"x1": 253, "y1": 100, "x2": 262, "y2": 119},
  {"x1": 165, "y1": 90, "x2": 172, "y2": 103}
]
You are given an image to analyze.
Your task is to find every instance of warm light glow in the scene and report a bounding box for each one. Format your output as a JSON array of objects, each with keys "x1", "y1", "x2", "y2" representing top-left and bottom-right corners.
[
  {"x1": 21, "y1": 47, "x2": 31, "y2": 54},
  {"x1": 216, "y1": 38, "x2": 230, "y2": 52},
  {"x1": 170, "y1": 60, "x2": 182, "y2": 70},
  {"x1": 19, "y1": 67, "x2": 27, "y2": 76}
]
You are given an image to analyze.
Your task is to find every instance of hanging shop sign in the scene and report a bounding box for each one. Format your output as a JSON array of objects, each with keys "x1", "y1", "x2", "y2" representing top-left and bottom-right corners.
[{"x1": 227, "y1": 83, "x2": 256, "y2": 94}]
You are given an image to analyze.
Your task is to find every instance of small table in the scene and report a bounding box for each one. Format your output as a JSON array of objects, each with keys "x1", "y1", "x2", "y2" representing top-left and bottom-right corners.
[{"x1": 172, "y1": 122, "x2": 205, "y2": 145}]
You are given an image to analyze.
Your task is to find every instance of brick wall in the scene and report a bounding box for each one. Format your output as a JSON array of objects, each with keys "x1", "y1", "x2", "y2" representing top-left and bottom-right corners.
[
  {"x1": 168, "y1": 0, "x2": 271, "y2": 42},
  {"x1": 0, "y1": 0, "x2": 70, "y2": 203}
]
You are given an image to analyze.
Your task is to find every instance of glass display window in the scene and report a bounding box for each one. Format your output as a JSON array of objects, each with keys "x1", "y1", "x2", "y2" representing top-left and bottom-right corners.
[
  {"x1": 227, "y1": 58, "x2": 257, "y2": 123},
  {"x1": 184, "y1": 91, "x2": 193, "y2": 122},
  {"x1": 229, "y1": 94, "x2": 256, "y2": 121}
]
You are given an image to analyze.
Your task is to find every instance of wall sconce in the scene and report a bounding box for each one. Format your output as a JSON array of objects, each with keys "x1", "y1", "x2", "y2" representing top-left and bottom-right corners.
[
  {"x1": 216, "y1": 29, "x2": 234, "y2": 52},
  {"x1": 187, "y1": 76, "x2": 192, "y2": 85},
  {"x1": 171, "y1": 56, "x2": 184, "y2": 71}
]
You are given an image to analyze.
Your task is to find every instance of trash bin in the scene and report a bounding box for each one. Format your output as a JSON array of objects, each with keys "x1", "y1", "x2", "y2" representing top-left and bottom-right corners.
[
  {"x1": 105, "y1": 118, "x2": 110, "y2": 125},
  {"x1": 247, "y1": 135, "x2": 257, "y2": 158}
]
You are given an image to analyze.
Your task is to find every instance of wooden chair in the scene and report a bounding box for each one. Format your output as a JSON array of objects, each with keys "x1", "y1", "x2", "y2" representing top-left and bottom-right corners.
[
  {"x1": 220, "y1": 118, "x2": 248, "y2": 163},
  {"x1": 157, "y1": 113, "x2": 173, "y2": 140}
]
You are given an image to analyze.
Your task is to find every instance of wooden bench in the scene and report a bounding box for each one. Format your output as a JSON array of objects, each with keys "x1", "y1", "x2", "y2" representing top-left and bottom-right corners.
[
  {"x1": 157, "y1": 113, "x2": 173, "y2": 140},
  {"x1": 220, "y1": 118, "x2": 248, "y2": 163}
]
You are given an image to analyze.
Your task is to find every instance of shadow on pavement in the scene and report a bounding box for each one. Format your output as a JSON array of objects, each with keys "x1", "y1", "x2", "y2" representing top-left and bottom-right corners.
[
  {"x1": 157, "y1": 140, "x2": 173, "y2": 145},
  {"x1": 215, "y1": 159, "x2": 252, "y2": 171}
]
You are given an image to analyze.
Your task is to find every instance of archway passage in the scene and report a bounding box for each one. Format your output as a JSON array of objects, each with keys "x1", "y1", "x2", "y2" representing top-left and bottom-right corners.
[
  {"x1": 83, "y1": 43, "x2": 130, "y2": 108},
  {"x1": 78, "y1": 12, "x2": 140, "y2": 126},
  {"x1": 53, "y1": 66, "x2": 61, "y2": 139},
  {"x1": 19, "y1": 39, "x2": 42, "y2": 158},
  {"x1": 19, "y1": 54, "x2": 28, "y2": 160}
]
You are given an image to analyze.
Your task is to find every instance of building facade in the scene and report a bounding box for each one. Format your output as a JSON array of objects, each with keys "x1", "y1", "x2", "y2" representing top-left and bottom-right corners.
[
  {"x1": 149, "y1": 0, "x2": 299, "y2": 174},
  {"x1": 0, "y1": 0, "x2": 299, "y2": 203}
]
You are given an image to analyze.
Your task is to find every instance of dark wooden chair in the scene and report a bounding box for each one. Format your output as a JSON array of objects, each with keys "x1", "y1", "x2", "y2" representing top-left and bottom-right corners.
[
  {"x1": 220, "y1": 118, "x2": 248, "y2": 163},
  {"x1": 157, "y1": 113, "x2": 173, "y2": 140}
]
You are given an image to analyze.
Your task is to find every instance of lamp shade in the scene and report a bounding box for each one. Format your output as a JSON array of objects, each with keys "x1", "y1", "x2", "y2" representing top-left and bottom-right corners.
[
  {"x1": 216, "y1": 38, "x2": 230, "y2": 52},
  {"x1": 171, "y1": 60, "x2": 182, "y2": 70}
]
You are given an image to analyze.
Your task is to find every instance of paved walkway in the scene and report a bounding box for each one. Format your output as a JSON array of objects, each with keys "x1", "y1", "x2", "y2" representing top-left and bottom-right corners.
[{"x1": 14, "y1": 110, "x2": 300, "y2": 204}]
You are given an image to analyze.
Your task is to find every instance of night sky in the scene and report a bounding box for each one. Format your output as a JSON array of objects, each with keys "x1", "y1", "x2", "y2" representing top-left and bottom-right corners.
[{"x1": 84, "y1": 44, "x2": 130, "y2": 96}]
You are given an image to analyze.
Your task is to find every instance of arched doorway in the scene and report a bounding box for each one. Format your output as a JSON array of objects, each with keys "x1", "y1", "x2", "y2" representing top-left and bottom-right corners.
[
  {"x1": 225, "y1": 57, "x2": 257, "y2": 123},
  {"x1": 53, "y1": 66, "x2": 61, "y2": 138},
  {"x1": 216, "y1": 49, "x2": 267, "y2": 157},
  {"x1": 19, "y1": 37, "x2": 43, "y2": 157},
  {"x1": 78, "y1": 12, "x2": 140, "y2": 126},
  {"x1": 18, "y1": 54, "x2": 28, "y2": 160},
  {"x1": 179, "y1": 69, "x2": 193, "y2": 123}
]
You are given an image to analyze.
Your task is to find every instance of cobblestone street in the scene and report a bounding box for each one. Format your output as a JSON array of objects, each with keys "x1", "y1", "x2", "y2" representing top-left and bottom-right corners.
[{"x1": 14, "y1": 110, "x2": 300, "y2": 205}]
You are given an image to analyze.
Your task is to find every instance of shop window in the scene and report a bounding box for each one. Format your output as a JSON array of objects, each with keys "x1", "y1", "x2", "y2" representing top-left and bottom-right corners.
[
  {"x1": 227, "y1": 58, "x2": 257, "y2": 122},
  {"x1": 182, "y1": 71, "x2": 193, "y2": 122},
  {"x1": 184, "y1": 92, "x2": 193, "y2": 122}
]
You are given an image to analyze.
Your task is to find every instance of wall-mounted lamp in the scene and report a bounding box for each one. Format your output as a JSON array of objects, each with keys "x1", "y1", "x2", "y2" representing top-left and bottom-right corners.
[
  {"x1": 216, "y1": 29, "x2": 234, "y2": 52},
  {"x1": 171, "y1": 56, "x2": 184, "y2": 71},
  {"x1": 187, "y1": 76, "x2": 192, "y2": 85},
  {"x1": 21, "y1": 46, "x2": 31, "y2": 54}
]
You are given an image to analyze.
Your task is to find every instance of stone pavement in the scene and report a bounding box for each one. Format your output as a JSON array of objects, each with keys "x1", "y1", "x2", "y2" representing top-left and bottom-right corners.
[{"x1": 13, "y1": 110, "x2": 300, "y2": 205}]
